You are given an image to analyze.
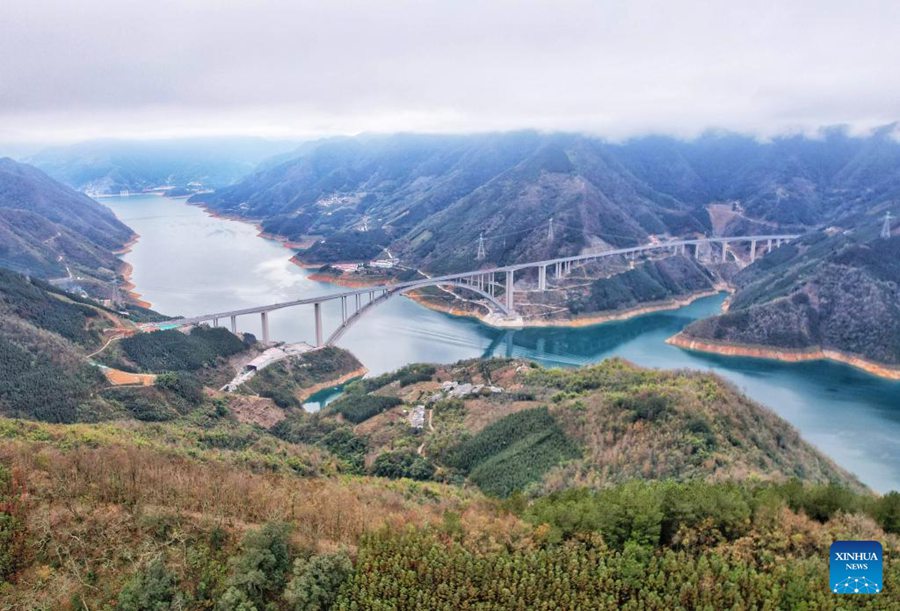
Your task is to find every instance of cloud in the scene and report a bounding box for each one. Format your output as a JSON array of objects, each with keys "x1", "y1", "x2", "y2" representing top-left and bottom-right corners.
[{"x1": 2, "y1": 0, "x2": 898, "y2": 142}]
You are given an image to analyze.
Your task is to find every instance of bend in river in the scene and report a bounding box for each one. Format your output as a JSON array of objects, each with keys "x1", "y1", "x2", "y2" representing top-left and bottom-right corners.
[{"x1": 105, "y1": 194, "x2": 900, "y2": 493}]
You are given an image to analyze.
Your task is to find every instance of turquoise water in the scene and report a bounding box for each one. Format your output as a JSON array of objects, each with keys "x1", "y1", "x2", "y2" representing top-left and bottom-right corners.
[{"x1": 104, "y1": 195, "x2": 900, "y2": 492}]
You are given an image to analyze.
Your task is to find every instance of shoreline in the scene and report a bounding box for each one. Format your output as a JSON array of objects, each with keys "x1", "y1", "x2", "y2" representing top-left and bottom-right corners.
[
  {"x1": 667, "y1": 333, "x2": 900, "y2": 381},
  {"x1": 296, "y1": 366, "x2": 368, "y2": 403},
  {"x1": 306, "y1": 271, "x2": 402, "y2": 288},
  {"x1": 406, "y1": 288, "x2": 726, "y2": 329},
  {"x1": 117, "y1": 261, "x2": 153, "y2": 309},
  {"x1": 113, "y1": 232, "x2": 153, "y2": 309}
]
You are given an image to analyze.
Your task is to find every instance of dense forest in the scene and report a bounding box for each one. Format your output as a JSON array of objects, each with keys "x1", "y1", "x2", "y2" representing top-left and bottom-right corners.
[{"x1": 119, "y1": 326, "x2": 250, "y2": 372}]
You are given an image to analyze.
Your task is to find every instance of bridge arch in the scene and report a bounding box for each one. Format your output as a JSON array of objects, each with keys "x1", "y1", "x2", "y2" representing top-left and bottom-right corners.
[{"x1": 326, "y1": 279, "x2": 510, "y2": 345}]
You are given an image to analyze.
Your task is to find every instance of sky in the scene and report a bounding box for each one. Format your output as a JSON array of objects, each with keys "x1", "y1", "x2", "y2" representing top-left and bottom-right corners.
[{"x1": 1, "y1": 0, "x2": 899, "y2": 144}]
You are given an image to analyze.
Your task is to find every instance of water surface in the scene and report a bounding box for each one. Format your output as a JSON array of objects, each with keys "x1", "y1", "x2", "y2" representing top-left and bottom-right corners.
[{"x1": 105, "y1": 194, "x2": 900, "y2": 492}]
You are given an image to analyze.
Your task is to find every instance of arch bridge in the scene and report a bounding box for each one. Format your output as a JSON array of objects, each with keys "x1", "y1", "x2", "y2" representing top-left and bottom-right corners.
[{"x1": 157, "y1": 234, "x2": 798, "y2": 347}]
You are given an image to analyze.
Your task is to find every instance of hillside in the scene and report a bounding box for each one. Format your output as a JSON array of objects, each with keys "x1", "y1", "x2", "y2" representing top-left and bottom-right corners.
[
  {"x1": 26, "y1": 137, "x2": 299, "y2": 195},
  {"x1": 194, "y1": 129, "x2": 900, "y2": 275},
  {"x1": 0, "y1": 266, "x2": 254, "y2": 423},
  {"x1": 0, "y1": 157, "x2": 133, "y2": 294},
  {"x1": 674, "y1": 213, "x2": 900, "y2": 373},
  {"x1": 1, "y1": 356, "x2": 898, "y2": 608},
  {"x1": 309, "y1": 358, "x2": 861, "y2": 496}
]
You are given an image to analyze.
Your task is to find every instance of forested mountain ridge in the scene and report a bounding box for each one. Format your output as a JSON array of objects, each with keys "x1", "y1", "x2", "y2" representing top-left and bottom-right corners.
[
  {"x1": 194, "y1": 128, "x2": 900, "y2": 273},
  {"x1": 676, "y1": 210, "x2": 900, "y2": 368},
  {"x1": 0, "y1": 157, "x2": 133, "y2": 289}
]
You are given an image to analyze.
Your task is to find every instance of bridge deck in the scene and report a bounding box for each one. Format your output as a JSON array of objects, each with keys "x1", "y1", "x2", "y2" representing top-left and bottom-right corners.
[{"x1": 164, "y1": 234, "x2": 799, "y2": 327}]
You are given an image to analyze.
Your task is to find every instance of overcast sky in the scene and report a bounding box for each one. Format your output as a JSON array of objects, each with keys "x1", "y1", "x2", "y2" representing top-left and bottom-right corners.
[{"x1": 1, "y1": 0, "x2": 899, "y2": 144}]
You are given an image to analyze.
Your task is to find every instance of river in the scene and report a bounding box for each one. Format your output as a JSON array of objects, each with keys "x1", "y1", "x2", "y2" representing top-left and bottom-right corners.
[{"x1": 104, "y1": 194, "x2": 900, "y2": 493}]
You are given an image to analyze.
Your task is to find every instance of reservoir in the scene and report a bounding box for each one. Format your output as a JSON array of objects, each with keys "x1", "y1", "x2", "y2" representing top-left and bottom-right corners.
[{"x1": 105, "y1": 194, "x2": 900, "y2": 492}]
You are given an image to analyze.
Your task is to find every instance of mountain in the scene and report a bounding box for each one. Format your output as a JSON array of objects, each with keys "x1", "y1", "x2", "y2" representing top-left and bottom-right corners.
[
  {"x1": 674, "y1": 209, "x2": 900, "y2": 370},
  {"x1": 26, "y1": 137, "x2": 300, "y2": 195},
  {"x1": 3, "y1": 354, "x2": 898, "y2": 609},
  {"x1": 193, "y1": 128, "x2": 900, "y2": 274},
  {"x1": 0, "y1": 265, "x2": 253, "y2": 423},
  {"x1": 0, "y1": 158, "x2": 132, "y2": 289}
]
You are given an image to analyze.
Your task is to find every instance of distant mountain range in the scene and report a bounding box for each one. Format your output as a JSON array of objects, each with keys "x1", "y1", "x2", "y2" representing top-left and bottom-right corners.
[
  {"x1": 0, "y1": 157, "x2": 132, "y2": 289},
  {"x1": 26, "y1": 137, "x2": 300, "y2": 195},
  {"x1": 193, "y1": 128, "x2": 900, "y2": 273},
  {"x1": 192, "y1": 129, "x2": 900, "y2": 371}
]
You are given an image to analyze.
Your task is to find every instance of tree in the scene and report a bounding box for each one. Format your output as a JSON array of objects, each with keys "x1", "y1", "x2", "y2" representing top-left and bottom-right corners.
[
  {"x1": 218, "y1": 523, "x2": 293, "y2": 609},
  {"x1": 116, "y1": 559, "x2": 180, "y2": 611},
  {"x1": 874, "y1": 491, "x2": 900, "y2": 534},
  {"x1": 283, "y1": 550, "x2": 353, "y2": 610}
]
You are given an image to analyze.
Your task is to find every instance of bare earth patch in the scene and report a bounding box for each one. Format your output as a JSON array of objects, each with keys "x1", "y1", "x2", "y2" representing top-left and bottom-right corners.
[{"x1": 227, "y1": 394, "x2": 286, "y2": 427}]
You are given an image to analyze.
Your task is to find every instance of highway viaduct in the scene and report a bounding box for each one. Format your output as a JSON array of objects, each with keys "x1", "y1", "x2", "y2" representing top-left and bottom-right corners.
[{"x1": 154, "y1": 234, "x2": 798, "y2": 347}]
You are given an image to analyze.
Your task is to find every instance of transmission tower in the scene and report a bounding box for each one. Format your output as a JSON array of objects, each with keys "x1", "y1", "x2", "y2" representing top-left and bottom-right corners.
[
  {"x1": 476, "y1": 232, "x2": 486, "y2": 260},
  {"x1": 882, "y1": 211, "x2": 893, "y2": 239},
  {"x1": 547, "y1": 217, "x2": 555, "y2": 241}
]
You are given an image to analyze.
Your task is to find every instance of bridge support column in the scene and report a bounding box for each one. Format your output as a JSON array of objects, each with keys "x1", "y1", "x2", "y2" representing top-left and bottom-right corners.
[
  {"x1": 555, "y1": 262, "x2": 562, "y2": 277},
  {"x1": 314, "y1": 302, "x2": 323, "y2": 347},
  {"x1": 355, "y1": 294, "x2": 360, "y2": 312},
  {"x1": 750, "y1": 240, "x2": 757, "y2": 263},
  {"x1": 538, "y1": 265, "x2": 546, "y2": 291},
  {"x1": 230, "y1": 315, "x2": 237, "y2": 333},
  {"x1": 721, "y1": 243, "x2": 728, "y2": 263},
  {"x1": 260, "y1": 312, "x2": 270, "y2": 344},
  {"x1": 213, "y1": 318, "x2": 219, "y2": 327},
  {"x1": 341, "y1": 296, "x2": 347, "y2": 323},
  {"x1": 767, "y1": 238, "x2": 773, "y2": 253},
  {"x1": 505, "y1": 270, "x2": 515, "y2": 313}
]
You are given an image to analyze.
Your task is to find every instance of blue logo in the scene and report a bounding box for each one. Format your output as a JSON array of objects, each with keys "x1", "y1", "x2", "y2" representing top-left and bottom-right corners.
[{"x1": 830, "y1": 540, "x2": 883, "y2": 594}]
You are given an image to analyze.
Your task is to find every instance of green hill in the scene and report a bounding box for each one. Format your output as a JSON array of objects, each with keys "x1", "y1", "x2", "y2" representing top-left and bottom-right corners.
[
  {"x1": 679, "y1": 216, "x2": 900, "y2": 368},
  {"x1": 0, "y1": 158, "x2": 132, "y2": 290}
]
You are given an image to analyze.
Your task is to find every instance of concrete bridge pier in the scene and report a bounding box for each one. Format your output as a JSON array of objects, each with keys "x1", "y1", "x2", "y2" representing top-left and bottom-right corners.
[
  {"x1": 314, "y1": 302, "x2": 323, "y2": 347},
  {"x1": 750, "y1": 239, "x2": 757, "y2": 263},
  {"x1": 230, "y1": 315, "x2": 237, "y2": 333},
  {"x1": 538, "y1": 265, "x2": 547, "y2": 291},
  {"x1": 213, "y1": 317, "x2": 219, "y2": 327},
  {"x1": 260, "y1": 311, "x2": 270, "y2": 344},
  {"x1": 505, "y1": 270, "x2": 515, "y2": 313},
  {"x1": 340, "y1": 296, "x2": 348, "y2": 323}
]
